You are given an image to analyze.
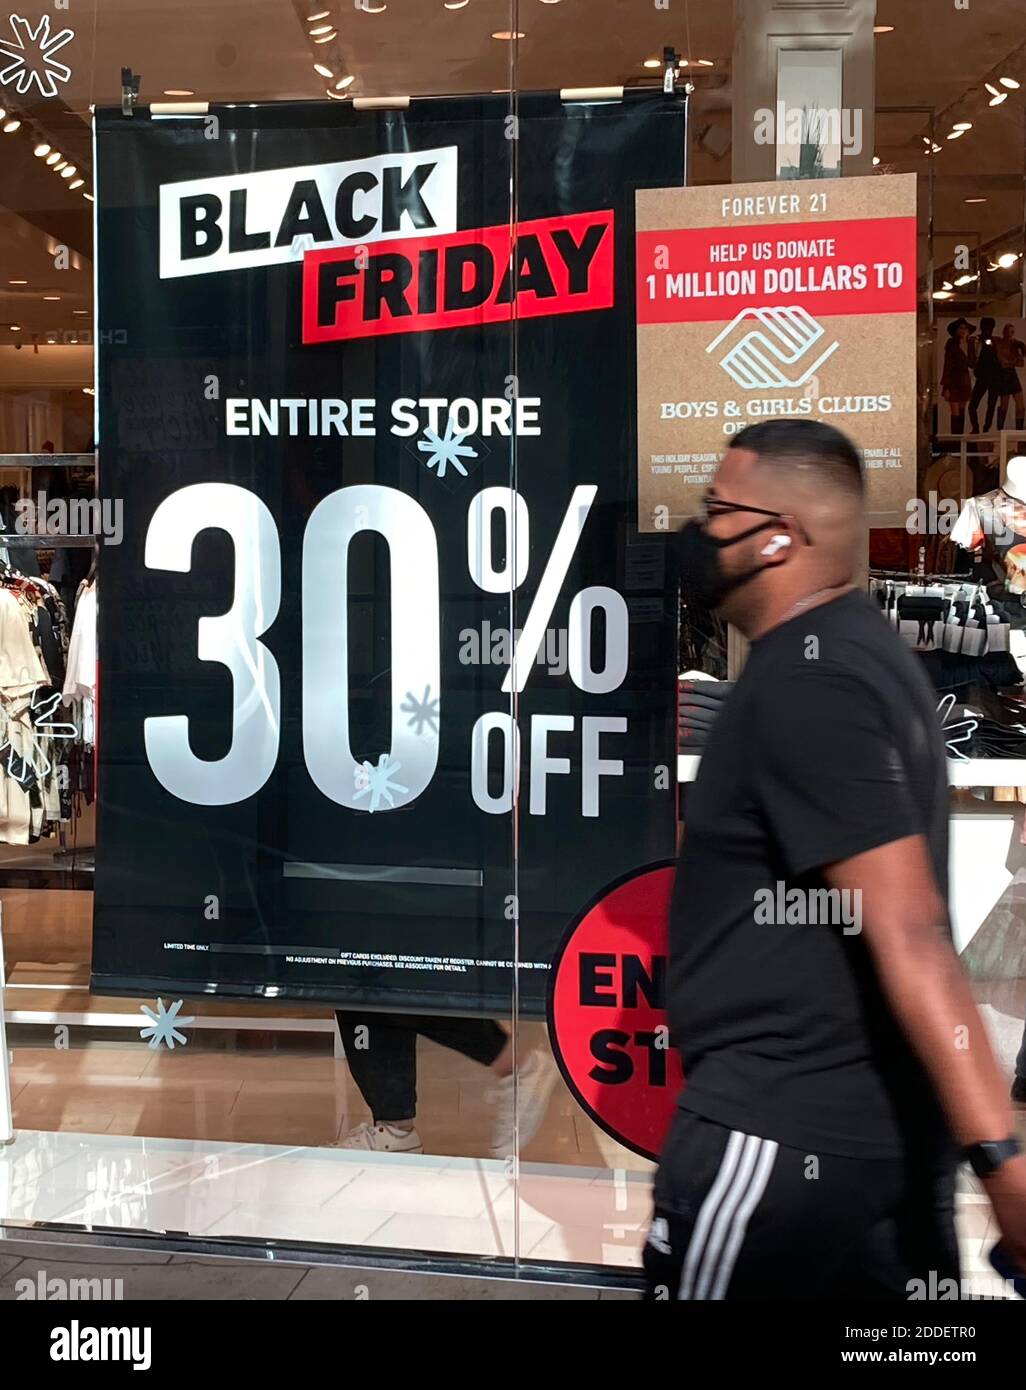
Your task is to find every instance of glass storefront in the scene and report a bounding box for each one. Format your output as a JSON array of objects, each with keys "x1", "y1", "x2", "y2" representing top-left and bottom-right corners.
[{"x1": 0, "y1": 0, "x2": 1024, "y2": 1303}]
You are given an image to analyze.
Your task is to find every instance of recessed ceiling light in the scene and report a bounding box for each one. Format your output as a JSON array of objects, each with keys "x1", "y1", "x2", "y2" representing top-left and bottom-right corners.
[
  {"x1": 872, "y1": 155, "x2": 880, "y2": 165},
  {"x1": 2, "y1": 119, "x2": 21, "y2": 133},
  {"x1": 325, "y1": 87, "x2": 349, "y2": 101},
  {"x1": 989, "y1": 93, "x2": 1008, "y2": 106},
  {"x1": 998, "y1": 251, "x2": 1019, "y2": 268},
  {"x1": 932, "y1": 290, "x2": 952, "y2": 300},
  {"x1": 60, "y1": 165, "x2": 78, "y2": 179},
  {"x1": 954, "y1": 274, "x2": 977, "y2": 286},
  {"x1": 696, "y1": 59, "x2": 714, "y2": 67},
  {"x1": 443, "y1": 0, "x2": 470, "y2": 7},
  {"x1": 986, "y1": 82, "x2": 1001, "y2": 96},
  {"x1": 9, "y1": 324, "x2": 20, "y2": 331},
  {"x1": 643, "y1": 59, "x2": 661, "y2": 69},
  {"x1": 313, "y1": 32, "x2": 336, "y2": 42},
  {"x1": 83, "y1": 193, "x2": 94, "y2": 202},
  {"x1": 874, "y1": 25, "x2": 894, "y2": 34},
  {"x1": 33, "y1": 143, "x2": 50, "y2": 157},
  {"x1": 953, "y1": 121, "x2": 973, "y2": 131},
  {"x1": 163, "y1": 89, "x2": 195, "y2": 97},
  {"x1": 1000, "y1": 77, "x2": 1021, "y2": 89},
  {"x1": 69, "y1": 178, "x2": 83, "y2": 190},
  {"x1": 307, "y1": 9, "x2": 330, "y2": 19},
  {"x1": 964, "y1": 196, "x2": 987, "y2": 203},
  {"x1": 314, "y1": 63, "x2": 333, "y2": 77},
  {"x1": 309, "y1": 23, "x2": 333, "y2": 33},
  {"x1": 335, "y1": 74, "x2": 355, "y2": 89},
  {"x1": 43, "y1": 295, "x2": 60, "y2": 301},
  {"x1": 73, "y1": 308, "x2": 90, "y2": 316},
  {"x1": 946, "y1": 130, "x2": 965, "y2": 140},
  {"x1": 492, "y1": 31, "x2": 525, "y2": 40},
  {"x1": 45, "y1": 150, "x2": 61, "y2": 165},
  {"x1": 83, "y1": 387, "x2": 95, "y2": 396}
]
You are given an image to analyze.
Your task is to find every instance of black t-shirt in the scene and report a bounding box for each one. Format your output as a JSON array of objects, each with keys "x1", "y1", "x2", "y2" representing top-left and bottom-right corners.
[{"x1": 669, "y1": 589, "x2": 952, "y2": 1160}]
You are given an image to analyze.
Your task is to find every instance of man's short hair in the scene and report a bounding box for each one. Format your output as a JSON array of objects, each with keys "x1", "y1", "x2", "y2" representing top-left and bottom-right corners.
[{"x1": 729, "y1": 419, "x2": 864, "y2": 498}]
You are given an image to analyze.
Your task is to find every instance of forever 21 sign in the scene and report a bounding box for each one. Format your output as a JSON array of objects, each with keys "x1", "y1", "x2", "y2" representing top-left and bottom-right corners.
[{"x1": 92, "y1": 93, "x2": 683, "y2": 1015}]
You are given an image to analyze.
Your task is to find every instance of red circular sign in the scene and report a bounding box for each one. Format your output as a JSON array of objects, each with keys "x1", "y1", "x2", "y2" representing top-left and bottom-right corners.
[{"x1": 547, "y1": 862, "x2": 684, "y2": 1162}]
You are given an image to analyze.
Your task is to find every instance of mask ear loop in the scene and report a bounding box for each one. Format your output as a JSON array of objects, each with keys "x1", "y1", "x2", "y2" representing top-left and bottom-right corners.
[{"x1": 705, "y1": 517, "x2": 778, "y2": 548}]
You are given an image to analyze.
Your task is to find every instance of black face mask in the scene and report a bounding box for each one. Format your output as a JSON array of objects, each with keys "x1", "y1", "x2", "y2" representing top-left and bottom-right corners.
[{"x1": 673, "y1": 518, "x2": 777, "y2": 610}]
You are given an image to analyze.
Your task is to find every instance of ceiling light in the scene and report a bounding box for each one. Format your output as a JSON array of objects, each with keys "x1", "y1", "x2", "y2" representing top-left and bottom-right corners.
[
  {"x1": 492, "y1": 31, "x2": 525, "y2": 40},
  {"x1": 932, "y1": 290, "x2": 952, "y2": 300},
  {"x1": 946, "y1": 130, "x2": 965, "y2": 140},
  {"x1": 998, "y1": 251, "x2": 1019, "y2": 268},
  {"x1": 942, "y1": 281, "x2": 953, "y2": 290},
  {"x1": 45, "y1": 150, "x2": 61, "y2": 165},
  {"x1": 8, "y1": 279, "x2": 26, "y2": 285},
  {"x1": 313, "y1": 32, "x2": 336, "y2": 42},
  {"x1": 954, "y1": 274, "x2": 977, "y2": 286},
  {"x1": 73, "y1": 309, "x2": 90, "y2": 316},
  {"x1": 444, "y1": 0, "x2": 470, "y2": 7},
  {"x1": 309, "y1": 23, "x2": 333, "y2": 33},
  {"x1": 83, "y1": 193, "x2": 93, "y2": 202},
  {"x1": 952, "y1": 121, "x2": 973, "y2": 131},
  {"x1": 335, "y1": 74, "x2": 355, "y2": 89},
  {"x1": 306, "y1": 9, "x2": 330, "y2": 19},
  {"x1": 53, "y1": 160, "x2": 67, "y2": 171},
  {"x1": 965, "y1": 197, "x2": 987, "y2": 204},
  {"x1": 873, "y1": 24, "x2": 895, "y2": 34},
  {"x1": 9, "y1": 324, "x2": 20, "y2": 331},
  {"x1": 2, "y1": 119, "x2": 21, "y2": 133},
  {"x1": 990, "y1": 93, "x2": 1008, "y2": 106},
  {"x1": 643, "y1": 59, "x2": 661, "y2": 69},
  {"x1": 360, "y1": 2, "x2": 387, "y2": 9},
  {"x1": 43, "y1": 295, "x2": 60, "y2": 301},
  {"x1": 1000, "y1": 77, "x2": 1020, "y2": 89},
  {"x1": 325, "y1": 87, "x2": 349, "y2": 101},
  {"x1": 696, "y1": 59, "x2": 714, "y2": 67},
  {"x1": 314, "y1": 63, "x2": 333, "y2": 77},
  {"x1": 69, "y1": 178, "x2": 83, "y2": 190},
  {"x1": 33, "y1": 143, "x2": 50, "y2": 157},
  {"x1": 82, "y1": 387, "x2": 95, "y2": 396},
  {"x1": 163, "y1": 89, "x2": 195, "y2": 97},
  {"x1": 986, "y1": 82, "x2": 1001, "y2": 96},
  {"x1": 60, "y1": 165, "x2": 78, "y2": 179},
  {"x1": 872, "y1": 155, "x2": 880, "y2": 165}
]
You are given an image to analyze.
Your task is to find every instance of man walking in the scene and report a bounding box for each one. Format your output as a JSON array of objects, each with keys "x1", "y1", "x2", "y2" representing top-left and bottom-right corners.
[{"x1": 646, "y1": 418, "x2": 1026, "y2": 1300}]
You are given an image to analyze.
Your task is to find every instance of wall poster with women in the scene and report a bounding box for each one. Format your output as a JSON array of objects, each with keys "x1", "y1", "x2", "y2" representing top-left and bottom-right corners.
[{"x1": 937, "y1": 314, "x2": 1026, "y2": 438}]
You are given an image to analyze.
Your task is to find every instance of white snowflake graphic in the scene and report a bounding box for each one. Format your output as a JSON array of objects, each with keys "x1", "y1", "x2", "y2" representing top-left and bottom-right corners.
[
  {"x1": 139, "y1": 998, "x2": 195, "y2": 1050},
  {"x1": 937, "y1": 693, "x2": 977, "y2": 763},
  {"x1": 0, "y1": 15, "x2": 74, "y2": 99},
  {"x1": 353, "y1": 753, "x2": 408, "y2": 812},
  {"x1": 400, "y1": 685, "x2": 439, "y2": 736},
  {"x1": 417, "y1": 418, "x2": 477, "y2": 480}
]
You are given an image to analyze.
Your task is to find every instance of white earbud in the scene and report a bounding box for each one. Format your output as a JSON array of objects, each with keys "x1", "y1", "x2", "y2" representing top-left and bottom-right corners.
[{"x1": 761, "y1": 534, "x2": 791, "y2": 557}]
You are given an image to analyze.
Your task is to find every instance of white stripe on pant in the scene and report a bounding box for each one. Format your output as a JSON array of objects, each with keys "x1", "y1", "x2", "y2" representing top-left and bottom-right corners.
[{"x1": 677, "y1": 1129, "x2": 780, "y2": 1300}]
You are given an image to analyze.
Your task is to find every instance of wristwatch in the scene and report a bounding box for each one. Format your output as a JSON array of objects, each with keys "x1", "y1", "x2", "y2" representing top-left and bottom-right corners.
[{"x1": 964, "y1": 1136, "x2": 1023, "y2": 1180}]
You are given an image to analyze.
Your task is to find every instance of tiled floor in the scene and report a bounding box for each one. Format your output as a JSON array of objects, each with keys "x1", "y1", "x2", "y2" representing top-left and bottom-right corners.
[{"x1": 0, "y1": 1125, "x2": 1016, "y2": 1289}]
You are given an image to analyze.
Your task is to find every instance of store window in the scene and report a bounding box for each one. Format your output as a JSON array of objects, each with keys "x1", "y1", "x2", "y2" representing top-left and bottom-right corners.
[{"x1": 0, "y1": 0, "x2": 1023, "y2": 1298}]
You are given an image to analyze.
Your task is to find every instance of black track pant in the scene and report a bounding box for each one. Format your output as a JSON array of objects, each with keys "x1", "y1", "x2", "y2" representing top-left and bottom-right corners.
[
  {"x1": 644, "y1": 1110, "x2": 959, "y2": 1300},
  {"x1": 335, "y1": 1011, "x2": 507, "y2": 1123}
]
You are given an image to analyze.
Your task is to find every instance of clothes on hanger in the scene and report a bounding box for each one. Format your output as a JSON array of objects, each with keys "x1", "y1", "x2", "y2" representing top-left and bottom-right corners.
[{"x1": 0, "y1": 562, "x2": 79, "y2": 842}]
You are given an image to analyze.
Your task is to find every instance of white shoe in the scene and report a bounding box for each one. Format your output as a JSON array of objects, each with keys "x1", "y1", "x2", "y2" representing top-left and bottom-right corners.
[
  {"x1": 333, "y1": 1121, "x2": 424, "y2": 1153},
  {"x1": 490, "y1": 1051, "x2": 558, "y2": 1159}
]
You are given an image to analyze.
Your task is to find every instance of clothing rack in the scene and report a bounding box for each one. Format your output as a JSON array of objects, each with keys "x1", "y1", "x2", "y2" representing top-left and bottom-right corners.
[{"x1": 0, "y1": 454, "x2": 95, "y2": 469}]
